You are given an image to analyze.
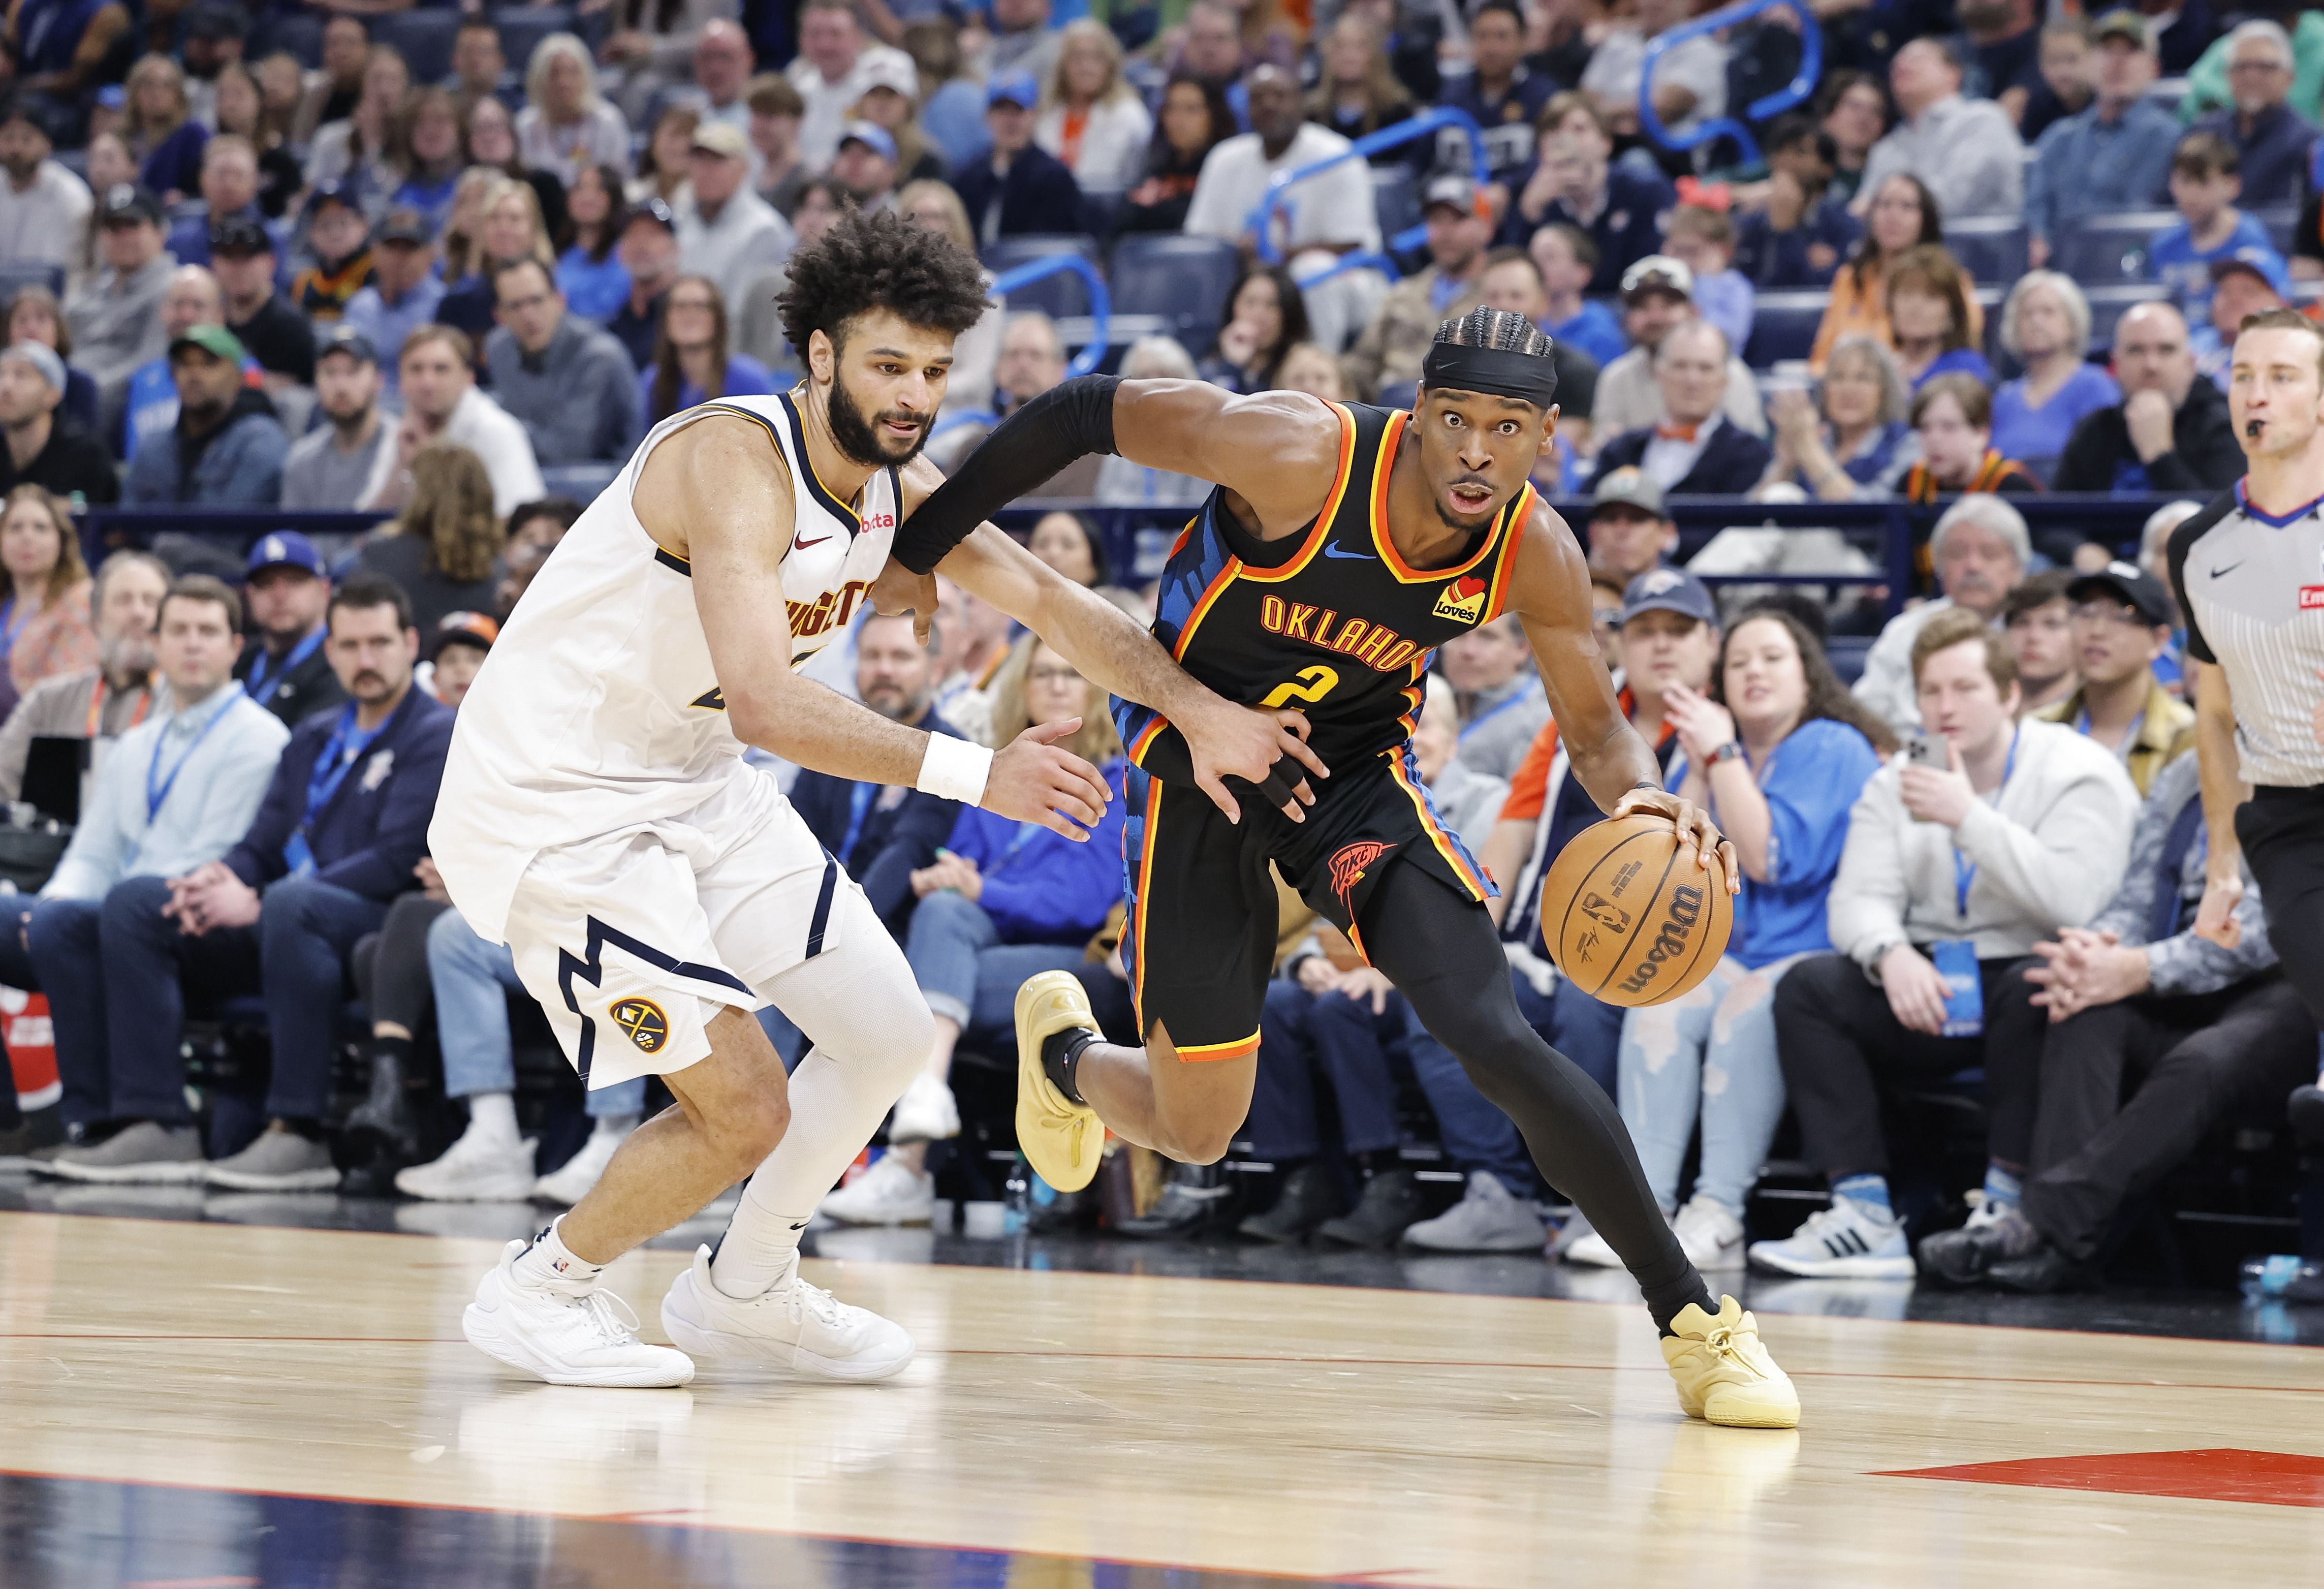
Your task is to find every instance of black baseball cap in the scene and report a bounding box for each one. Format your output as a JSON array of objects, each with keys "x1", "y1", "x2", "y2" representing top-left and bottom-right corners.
[
  {"x1": 376, "y1": 207, "x2": 433, "y2": 245},
  {"x1": 625, "y1": 196, "x2": 677, "y2": 234},
  {"x1": 430, "y1": 610, "x2": 499, "y2": 659},
  {"x1": 307, "y1": 179, "x2": 363, "y2": 220},
  {"x1": 2066, "y1": 560, "x2": 2174, "y2": 628},
  {"x1": 209, "y1": 214, "x2": 274, "y2": 257},
  {"x1": 98, "y1": 183, "x2": 162, "y2": 226},
  {"x1": 317, "y1": 324, "x2": 378, "y2": 366}
]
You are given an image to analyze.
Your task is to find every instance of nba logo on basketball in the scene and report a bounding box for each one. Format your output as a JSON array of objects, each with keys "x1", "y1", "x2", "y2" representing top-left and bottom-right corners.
[{"x1": 1433, "y1": 575, "x2": 1488, "y2": 624}]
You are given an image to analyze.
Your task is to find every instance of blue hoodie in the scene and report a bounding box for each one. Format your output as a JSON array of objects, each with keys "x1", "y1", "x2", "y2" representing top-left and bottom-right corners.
[{"x1": 940, "y1": 758, "x2": 1128, "y2": 945}]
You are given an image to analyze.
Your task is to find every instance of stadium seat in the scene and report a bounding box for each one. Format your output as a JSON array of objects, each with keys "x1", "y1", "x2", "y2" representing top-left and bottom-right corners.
[
  {"x1": 1372, "y1": 167, "x2": 1421, "y2": 244},
  {"x1": 1946, "y1": 216, "x2": 2029, "y2": 286},
  {"x1": 1825, "y1": 635, "x2": 1872, "y2": 686},
  {"x1": 492, "y1": 7, "x2": 578, "y2": 74},
  {"x1": 372, "y1": 10, "x2": 464, "y2": 88},
  {"x1": 2255, "y1": 204, "x2": 2300, "y2": 257},
  {"x1": 1108, "y1": 234, "x2": 1240, "y2": 354},
  {"x1": 982, "y1": 234, "x2": 1102, "y2": 318},
  {"x1": 539, "y1": 462, "x2": 620, "y2": 504},
  {"x1": 2083, "y1": 282, "x2": 2172, "y2": 350},
  {"x1": 0, "y1": 262, "x2": 65, "y2": 300},
  {"x1": 2050, "y1": 210, "x2": 2175, "y2": 287},
  {"x1": 1742, "y1": 291, "x2": 1826, "y2": 367},
  {"x1": 253, "y1": 10, "x2": 325, "y2": 70}
]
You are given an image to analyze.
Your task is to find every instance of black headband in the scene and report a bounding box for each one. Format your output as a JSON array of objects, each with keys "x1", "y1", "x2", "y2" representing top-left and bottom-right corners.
[{"x1": 1421, "y1": 341, "x2": 1560, "y2": 408}]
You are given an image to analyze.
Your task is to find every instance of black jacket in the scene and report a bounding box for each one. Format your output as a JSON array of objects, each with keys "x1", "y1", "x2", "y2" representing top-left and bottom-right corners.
[
  {"x1": 2052, "y1": 377, "x2": 2242, "y2": 496},
  {"x1": 0, "y1": 419, "x2": 119, "y2": 505},
  {"x1": 951, "y1": 145, "x2": 1084, "y2": 242},
  {"x1": 1590, "y1": 418, "x2": 1773, "y2": 496},
  {"x1": 789, "y1": 707, "x2": 967, "y2": 932},
  {"x1": 233, "y1": 625, "x2": 348, "y2": 729}
]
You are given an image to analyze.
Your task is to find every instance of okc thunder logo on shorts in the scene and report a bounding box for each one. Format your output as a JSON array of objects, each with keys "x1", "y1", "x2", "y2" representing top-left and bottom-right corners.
[
  {"x1": 1327, "y1": 840, "x2": 1397, "y2": 917},
  {"x1": 610, "y1": 997, "x2": 670, "y2": 1053}
]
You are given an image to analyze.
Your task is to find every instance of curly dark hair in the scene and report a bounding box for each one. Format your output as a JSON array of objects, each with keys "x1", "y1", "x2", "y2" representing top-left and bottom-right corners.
[{"x1": 775, "y1": 206, "x2": 990, "y2": 356}]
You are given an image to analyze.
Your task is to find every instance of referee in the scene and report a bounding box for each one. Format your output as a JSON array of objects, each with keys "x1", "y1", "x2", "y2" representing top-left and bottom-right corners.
[{"x1": 2164, "y1": 306, "x2": 2324, "y2": 1142}]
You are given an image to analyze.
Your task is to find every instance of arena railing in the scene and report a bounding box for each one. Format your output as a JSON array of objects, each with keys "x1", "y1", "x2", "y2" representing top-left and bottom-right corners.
[
  {"x1": 1637, "y1": 0, "x2": 1822, "y2": 167},
  {"x1": 86, "y1": 496, "x2": 2183, "y2": 621},
  {"x1": 1247, "y1": 106, "x2": 1491, "y2": 291},
  {"x1": 987, "y1": 253, "x2": 1113, "y2": 380}
]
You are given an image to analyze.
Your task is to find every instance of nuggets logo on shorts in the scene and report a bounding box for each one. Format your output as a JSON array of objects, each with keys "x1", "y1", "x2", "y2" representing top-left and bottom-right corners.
[
  {"x1": 1432, "y1": 575, "x2": 1488, "y2": 625},
  {"x1": 610, "y1": 997, "x2": 670, "y2": 1053},
  {"x1": 1327, "y1": 839, "x2": 1396, "y2": 917}
]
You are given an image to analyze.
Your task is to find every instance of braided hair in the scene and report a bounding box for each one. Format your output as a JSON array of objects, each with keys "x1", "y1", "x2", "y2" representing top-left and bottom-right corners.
[{"x1": 1432, "y1": 305, "x2": 1555, "y2": 359}]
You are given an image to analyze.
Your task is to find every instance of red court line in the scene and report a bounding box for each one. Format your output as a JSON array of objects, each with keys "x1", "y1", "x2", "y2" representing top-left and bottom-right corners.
[
  {"x1": 8, "y1": 1332, "x2": 2320, "y2": 1396},
  {"x1": 0, "y1": 1466, "x2": 1487, "y2": 1589},
  {"x1": 1879, "y1": 1448, "x2": 2324, "y2": 1509}
]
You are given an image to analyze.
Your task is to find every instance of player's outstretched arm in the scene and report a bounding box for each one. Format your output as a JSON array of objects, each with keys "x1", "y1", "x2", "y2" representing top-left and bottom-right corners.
[
  {"x1": 638, "y1": 416, "x2": 1111, "y2": 839},
  {"x1": 893, "y1": 457, "x2": 1327, "y2": 824},
  {"x1": 1505, "y1": 502, "x2": 1737, "y2": 892}
]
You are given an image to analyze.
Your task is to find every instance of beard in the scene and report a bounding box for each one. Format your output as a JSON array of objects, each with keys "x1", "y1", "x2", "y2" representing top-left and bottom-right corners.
[
  {"x1": 827, "y1": 369, "x2": 931, "y2": 469},
  {"x1": 99, "y1": 631, "x2": 154, "y2": 683}
]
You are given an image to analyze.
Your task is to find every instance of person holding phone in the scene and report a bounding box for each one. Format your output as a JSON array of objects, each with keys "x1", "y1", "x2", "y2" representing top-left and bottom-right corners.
[{"x1": 1750, "y1": 606, "x2": 2140, "y2": 1280}]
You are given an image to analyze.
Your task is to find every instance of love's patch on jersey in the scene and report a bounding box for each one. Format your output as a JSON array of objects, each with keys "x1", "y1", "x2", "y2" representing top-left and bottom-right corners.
[
  {"x1": 610, "y1": 998, "x2": 670, "y2": 1053},
  {"x1": 1432, "y1": 575, "x2": 1489, "y2": 625}
]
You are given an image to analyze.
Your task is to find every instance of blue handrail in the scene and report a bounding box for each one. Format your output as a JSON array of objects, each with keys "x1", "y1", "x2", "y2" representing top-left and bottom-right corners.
[
  {"x1": 1638, "y1": 0, "x2": 1820, "y2": 167},
  {"x1": 989, "y1": 254, "x2": 1112, "y2": 378},
  {"x1": 1249, "y1": 106, "x2": 1489, "y2": 289}
]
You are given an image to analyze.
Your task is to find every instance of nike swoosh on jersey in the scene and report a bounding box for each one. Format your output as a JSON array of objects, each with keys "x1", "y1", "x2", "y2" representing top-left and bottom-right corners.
[
  {"x1": 795, "y1": 534, "x2": 833, "y2": 549},
  {"x1": 1321, "y1": 543, "x2": 1374, "y2": 559},
  {"x1": 2210, "y1": 560, "x2": 2245, "y2": 578}
]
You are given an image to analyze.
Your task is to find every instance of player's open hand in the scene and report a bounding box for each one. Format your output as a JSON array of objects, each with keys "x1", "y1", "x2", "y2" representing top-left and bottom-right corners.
[
  {"x1": 985, "y1": 719, "x2": 1114, "y2": 840},
  {"x1": 1185, "y1": 701, "x2": 1329, "y2": 825},
  {"x1": 1611, "y1": 785, "x2": 1740, "y2": 895},
  {"x1": 868, "y1": 559, "x2": 940, "y2": 646}
]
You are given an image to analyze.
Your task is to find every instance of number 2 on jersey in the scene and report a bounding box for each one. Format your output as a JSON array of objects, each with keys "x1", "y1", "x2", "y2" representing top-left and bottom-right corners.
[{"x1": 1260, "y1": 665, "x2": 1340, "y2": 709}]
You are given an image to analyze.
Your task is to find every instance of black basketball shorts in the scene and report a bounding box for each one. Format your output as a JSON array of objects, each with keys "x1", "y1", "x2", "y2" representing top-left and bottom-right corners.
[{"x1": 1117, "y1": 745, "x2": 1496, "y2": 1058}]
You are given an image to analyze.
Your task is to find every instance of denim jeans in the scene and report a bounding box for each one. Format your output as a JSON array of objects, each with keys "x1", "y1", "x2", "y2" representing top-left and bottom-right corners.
[
  {"x1": 1401, "y1": 969, "x2": 1546, "y2": 1197},
  {"x1": 33, "y1": 875, "x2": 377, "y2": 1126},
  {"x1": 1245, "y1": 977, "x2": 1404, "y2": 1162},
  {"x1": 1548, "y1": 978, "x2": 1623, "y2": 1101},
  {"x1": 903, "y1": 889, "x2": 1084, "y2": 1045},
  {"x1": 1616, "y1": 953, "x2": 1801, "y2": 1218},
  {"x1": 426, "y1": 907, "x2": 645, "y2": 1119}
]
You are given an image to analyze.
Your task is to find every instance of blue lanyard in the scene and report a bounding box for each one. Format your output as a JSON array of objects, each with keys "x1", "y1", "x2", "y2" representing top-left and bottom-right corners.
[
  {"x1": 837, "y1": 781, "x2": 879, "y2": 867},
  {"x1": 144, "y1": 693, "x2": 236, "y2": 823},
  {"x1": 1951, "y1": 729, "x2": 2019, "y2": 918},
  {"x1": 303, "y1": 705, "x2": 382, "y2": 829},
  {"x1": 247, "y1": 627, "x2": 326, "y2": 701},
  {"x1": 1458, "y1": 690, "x2": 1527, "y2": 743},
  {"x1": 991, "y1": 822, "x2": 1043, "y2": 876}
]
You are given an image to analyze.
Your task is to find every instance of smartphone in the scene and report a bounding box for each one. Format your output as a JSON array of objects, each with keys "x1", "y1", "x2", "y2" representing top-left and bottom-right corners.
[{"x1": 1905, "y1": 732, "x2": 1951, "y2": 770}]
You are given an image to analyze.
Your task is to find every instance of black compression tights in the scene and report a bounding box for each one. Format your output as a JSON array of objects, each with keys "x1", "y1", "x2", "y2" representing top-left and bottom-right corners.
[{"x1": 1360, "y1": 860, "x2": 1716, "y2": 1334}]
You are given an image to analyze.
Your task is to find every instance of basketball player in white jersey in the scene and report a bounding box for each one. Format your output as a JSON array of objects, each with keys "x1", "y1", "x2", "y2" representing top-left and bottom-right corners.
[{"x1": 433, "y1": 210, "x2": 1323, "y2": 1387}]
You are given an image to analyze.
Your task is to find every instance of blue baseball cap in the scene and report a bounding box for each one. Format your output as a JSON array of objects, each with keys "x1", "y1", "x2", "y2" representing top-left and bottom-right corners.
[
  {"x1": 246, "y1": 531, "x2": 325, "y2": 579},
  {"x1": 1619, "y1": 567, "x2": 1718, "y2": 627},
  {"x1": 2210, "y1": 251, "x2": 2292, "y2": 299},
  {"x1": 837, "y1": 119, "x2": 898, "y2": 163},
  {"x1": 987, "y1": 72, "x2": 1038, "y2": 109}
]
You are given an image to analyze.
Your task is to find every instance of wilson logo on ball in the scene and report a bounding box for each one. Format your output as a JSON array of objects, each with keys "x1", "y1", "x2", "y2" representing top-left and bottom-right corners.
[{"x1": 1614, "y1": 886, "x2": 1704, "y2": 999}]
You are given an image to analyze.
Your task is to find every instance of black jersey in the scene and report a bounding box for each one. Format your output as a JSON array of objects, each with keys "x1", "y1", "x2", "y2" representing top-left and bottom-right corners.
[{"x1": 1113, "y1": 400, "x2": 1534, "y2": 776}]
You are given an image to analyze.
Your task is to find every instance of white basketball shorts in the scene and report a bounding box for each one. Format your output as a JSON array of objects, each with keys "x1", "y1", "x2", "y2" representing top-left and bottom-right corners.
[{"x1": 498, "y1": 765, "x2": 862, "y2": 1091}]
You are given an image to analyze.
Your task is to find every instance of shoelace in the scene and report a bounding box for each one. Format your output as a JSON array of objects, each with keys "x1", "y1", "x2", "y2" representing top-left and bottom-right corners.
[
  {"x1": 570, "y1": 1287, "x2": 645, "y2": 1349},
  {"x1": 779, "y1": 1271, "x2": 850, "y2": 1330}
]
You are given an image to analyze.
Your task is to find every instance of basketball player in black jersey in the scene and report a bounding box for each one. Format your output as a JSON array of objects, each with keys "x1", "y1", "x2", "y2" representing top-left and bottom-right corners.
[{"x1": 879, "y1": 308, "x2": 1798, "y2": 1427}]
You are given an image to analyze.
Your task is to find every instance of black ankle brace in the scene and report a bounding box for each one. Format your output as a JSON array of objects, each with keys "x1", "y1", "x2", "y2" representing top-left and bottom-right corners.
[{"x1": 1041, "y1": 1026, "x2": 1097, "y2": 1106}]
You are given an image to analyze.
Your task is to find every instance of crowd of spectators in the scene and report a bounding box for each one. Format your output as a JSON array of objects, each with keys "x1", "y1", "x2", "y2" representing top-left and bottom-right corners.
[{"x1": 0, "y1": 0, "x2": 2312, "y2": 1298}]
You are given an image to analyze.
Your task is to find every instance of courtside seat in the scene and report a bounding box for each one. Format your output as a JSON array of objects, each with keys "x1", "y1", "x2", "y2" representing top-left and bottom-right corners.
[
  {"x1": 1946, "y1": 216, "x2": 2030, "y2": 286},
  {"x1": 1109, "y1": 234, "x2": 1240, "y2": 354}
]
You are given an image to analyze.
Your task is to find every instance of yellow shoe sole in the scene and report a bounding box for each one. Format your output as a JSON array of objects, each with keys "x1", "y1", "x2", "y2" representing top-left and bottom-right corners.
[{"x1": 1014, "y1": 971, "x2": 1104, "y2": 1194}]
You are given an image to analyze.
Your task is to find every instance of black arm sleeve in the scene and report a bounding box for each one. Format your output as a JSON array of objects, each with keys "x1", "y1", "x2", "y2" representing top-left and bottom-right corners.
[{"x1": 893, "y1": 375, "x2": 1121, "y2": 574}]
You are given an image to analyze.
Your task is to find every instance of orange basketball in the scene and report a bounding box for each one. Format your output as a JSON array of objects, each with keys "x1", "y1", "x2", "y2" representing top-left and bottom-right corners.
[{"x1": 1540, "y1": 812, "x2": 1734, "y2": 1008}]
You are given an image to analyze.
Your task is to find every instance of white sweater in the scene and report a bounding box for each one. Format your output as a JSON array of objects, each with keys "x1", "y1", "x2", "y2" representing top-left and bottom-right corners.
[
  {"x1": 1035, "y1": 95, "x2": 1154, "y2": 194},
  {"x1": 1827, "y1": 716, "x2": 2141, "y2": 975}
]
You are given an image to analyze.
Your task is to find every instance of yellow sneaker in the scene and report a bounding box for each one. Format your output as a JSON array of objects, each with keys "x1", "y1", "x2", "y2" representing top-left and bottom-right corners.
[
  {"x1": 1660, "y1": 1295, "x2": 1800, "y2": 1428},
  {"x1": 1013, "y1": 971, "x2": 1104, "y2": 1193}
]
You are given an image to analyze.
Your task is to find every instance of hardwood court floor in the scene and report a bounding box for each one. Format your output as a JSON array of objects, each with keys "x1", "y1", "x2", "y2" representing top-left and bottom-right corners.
[{"x1": 4, "y1": 1211, "x2": 2322, "y2": 1588}]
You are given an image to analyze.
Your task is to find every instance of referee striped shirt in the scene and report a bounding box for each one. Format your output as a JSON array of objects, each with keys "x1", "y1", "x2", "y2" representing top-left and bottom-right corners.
[{"x1": 2165, "y1": 481, "x2": 2324, "y2": 788}]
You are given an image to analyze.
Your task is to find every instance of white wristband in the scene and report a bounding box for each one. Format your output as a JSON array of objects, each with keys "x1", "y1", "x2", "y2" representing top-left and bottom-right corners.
[{"x1": 917, "y1": 733, "x2": 993, "y2": 805}]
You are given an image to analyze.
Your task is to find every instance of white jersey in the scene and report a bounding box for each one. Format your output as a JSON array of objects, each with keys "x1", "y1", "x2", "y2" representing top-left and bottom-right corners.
[{"x1": 431, "y1": 391, "x2": 901, "y2": 942}]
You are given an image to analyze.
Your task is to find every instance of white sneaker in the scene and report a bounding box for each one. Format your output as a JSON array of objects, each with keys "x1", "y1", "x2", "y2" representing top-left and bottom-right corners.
[
  {"x1": 661, "y1": 1244, "x2": 915, "y2": 1380},
  {"x1": 819, "y1": 1151, "x2": 936, "y2": 1226},
  {"x1": 888, "y1": 1073, "x2": 960, "y2": 1143},
  {"x1": 1560, "y1": 1224, "x2": 1627, "y2": 1267},
  {"x1": 1399, "y1": 1171, "x2": 1548, "y2": 1253},
  {"x1": 1747, "y1": 1197, "x2": 1915, "y2": 1280},
  {"x1": 396, "y1": 1131, "x2": 537, "y2": 1202},
  {"x1": 1673, "y1": 1194, "x2": 1746, "y2": 1269},
  {"x1": 461, "y1": 1239, "x2": 695, "y2": 1388},
  {"x1": 533, "y1": 1128, "x2": 625, "y2": 1206}
]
